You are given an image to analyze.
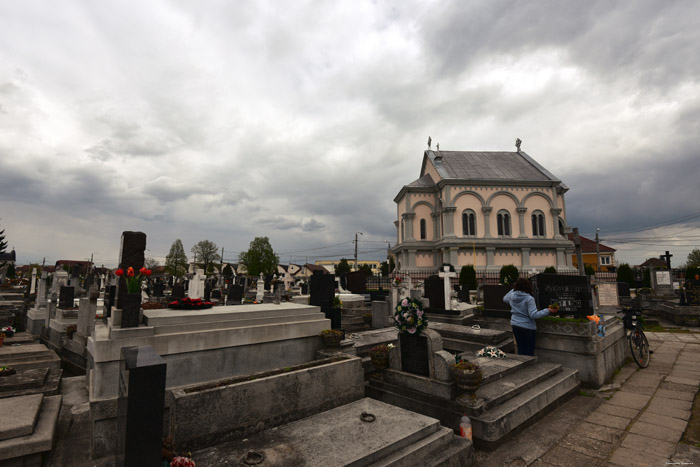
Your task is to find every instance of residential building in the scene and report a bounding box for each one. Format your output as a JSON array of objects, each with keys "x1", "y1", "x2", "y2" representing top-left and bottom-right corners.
[
  {"x1": 314, "y1": 260, "x2": 381, "y2": 274},
  {"x1": 568, "y1": 234, "x2": 616, "y2": 272}
]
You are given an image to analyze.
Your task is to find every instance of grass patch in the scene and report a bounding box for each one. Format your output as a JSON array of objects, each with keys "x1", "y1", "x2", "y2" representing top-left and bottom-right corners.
[
  {"x1": 541, "y1": 316, "x2": 589, "y2": 324},
  {"x1": 644, "y1": 325, "x2": 697, "y2": 333},
  {"x1": 579, "y1": 390, "x2": 595, "y2": 397}
]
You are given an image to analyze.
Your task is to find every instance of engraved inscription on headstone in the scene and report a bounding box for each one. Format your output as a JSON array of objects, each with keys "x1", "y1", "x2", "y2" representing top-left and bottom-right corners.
[
  {"x1": 656, "y1": 270, "x2": 671, "y2": 286},
  {"x1": 597, "y1": 283, "x2": 619, "y2": 307},
  {"x1": 399, "y1": 333, "x2": 429, "y2": 377},
  {"x1": 531, "y1": 273, "x2": 593, "y2": 318}
]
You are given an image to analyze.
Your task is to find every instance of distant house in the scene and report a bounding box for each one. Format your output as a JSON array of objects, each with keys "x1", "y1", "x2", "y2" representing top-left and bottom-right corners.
[
  {"x1": 567, "y1": 234, "x2": 616, "y2": 272},
  {"x1": 298, "y1": 263, "x2": 329, "y2": 277},
  {"x1": 638, "y1": 258, "x2": 667, "y2": 269},
  {"x1": 392, "y1": 147, "x2": 576, "y2": 272},
  {"x1": 54, "y1": 260, "x2": 92, "y2": 275},
  {"x1": 314, "y1": 260, "x2": 381, "y2": 274}
]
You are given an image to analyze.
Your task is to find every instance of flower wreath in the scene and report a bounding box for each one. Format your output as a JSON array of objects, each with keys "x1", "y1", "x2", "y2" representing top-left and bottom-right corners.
[
  {"x1": 168, "y1": 297, "x2": 214, "y2": 310},
  {"x1": 476, "y1": 346, "x2": 507, "y2": 359},
  {"x1": 393, "y1": 297, "x2": 427, "y2": 335}
]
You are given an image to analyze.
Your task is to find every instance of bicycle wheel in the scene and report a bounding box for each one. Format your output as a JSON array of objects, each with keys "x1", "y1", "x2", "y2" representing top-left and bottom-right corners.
[{"x1": 629, "y1": 330, "x2": 650, "y2": 368}]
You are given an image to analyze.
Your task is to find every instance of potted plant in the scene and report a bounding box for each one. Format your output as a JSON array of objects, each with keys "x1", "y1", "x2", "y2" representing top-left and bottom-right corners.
[
  {"x1": 368, "y1": 344, "x2": 394, "y2": 370},
  {"x1": 320, "y1": 329, "x2": 344, "y2": 347},
  {"x1": 115, "y1": 266, "x2": 151, "y2": 327},
  {"x1": 453, "y1": 359, "x2": 482, "y2": 392}
]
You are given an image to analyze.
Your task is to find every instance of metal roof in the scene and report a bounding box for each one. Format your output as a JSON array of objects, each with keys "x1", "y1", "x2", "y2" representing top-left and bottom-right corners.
[{"x1": 426, "y1": 150, "x2": 558, "y2": 182}]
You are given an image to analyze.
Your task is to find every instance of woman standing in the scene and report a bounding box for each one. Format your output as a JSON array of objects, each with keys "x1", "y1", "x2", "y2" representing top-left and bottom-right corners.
[{"x1": 503, "y1": 278, "x2": 558, "y2": 356}]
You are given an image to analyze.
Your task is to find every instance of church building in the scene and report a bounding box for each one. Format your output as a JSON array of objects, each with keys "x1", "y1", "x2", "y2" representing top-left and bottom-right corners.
[{"x1": 392, "y1": 143, "x2": 576, "y2": 272}]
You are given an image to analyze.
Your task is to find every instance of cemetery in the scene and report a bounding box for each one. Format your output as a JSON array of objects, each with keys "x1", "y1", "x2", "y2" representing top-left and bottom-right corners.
[{"x1": 0, "y1": 226, "x2": 698, "y2": 466}]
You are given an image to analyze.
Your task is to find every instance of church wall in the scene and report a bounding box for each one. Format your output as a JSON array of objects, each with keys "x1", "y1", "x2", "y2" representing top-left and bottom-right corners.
[
  {"x1": 413, "y1": 204, "x2": 434, "y2": 241},
  {"x1": 452, "y1": 192, "x2": 485, "y2": 237},
  {"x1": 522, "y1": 193, "x2": 552, "y2": 238},
  {"x1": 416, "y1": 253, "x2": 434, "y2": 267},
  {"x1": 530, "y1": 251, "x2": 556, "y2": 267},
  {"x1": 490, "y1": 193, "x2": 520, "y2": 237},
  {"x1": 458, "y1": 250, "x2": 487, "y2": 267},
  {"x1": 494, "y1": 250, "x2": 522, "y2": 267}
]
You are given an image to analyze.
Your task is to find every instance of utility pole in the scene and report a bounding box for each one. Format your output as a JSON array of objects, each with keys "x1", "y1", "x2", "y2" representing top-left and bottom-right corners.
[
  {"x1": 595, "y1": 228, "x2": 601, "y2": 273},
  {"x1": 354, "y1": 232, "x2": 363, "y2": 271}
]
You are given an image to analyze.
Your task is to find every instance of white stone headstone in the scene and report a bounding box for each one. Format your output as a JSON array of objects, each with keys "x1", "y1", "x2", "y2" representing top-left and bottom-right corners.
[
  {"x1": 30, "y1": 268, "x2": 37, "y2": 294},
  {"x1": 438, "y1": 266, "x2": 457, "y2": 311},
  {"x1": 256, "y1": 273, "x2": 265, "y2": 302}
]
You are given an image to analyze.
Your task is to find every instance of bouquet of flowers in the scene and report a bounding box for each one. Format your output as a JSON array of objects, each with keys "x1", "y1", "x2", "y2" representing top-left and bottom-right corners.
[
  {"x1": 115, "y1": 267, "x2": 151, "y2": 293},
  {"x1": 393, "y1": 277, "x2": 403, "y2": 286},
  {"x1": 393, "y1": 297, "x2": 427, "y2": 335},
  {"x1": 476, "y1": 346, "x2": 507, "y2": 359},
  {"x1": 168, "y1": 297, "x2": 214, "y2": 310},
  {"x1": 1, "y1": 326, "x2": 16, "y2": 337}
]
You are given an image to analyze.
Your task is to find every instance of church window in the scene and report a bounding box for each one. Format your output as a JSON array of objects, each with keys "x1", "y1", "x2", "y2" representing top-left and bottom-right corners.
[
  {"x1": 531, "y1": 211, "x2": 546, "y2": 237},
  {"x1": 420, "y1": 219, "x2": 427, "y2": 240},
  {"x1": 497, "y1": 211, "x2": 511, "y2": 237},
  {"x1": 462, "y1": 210, "x2": 476, "y2": 236}
]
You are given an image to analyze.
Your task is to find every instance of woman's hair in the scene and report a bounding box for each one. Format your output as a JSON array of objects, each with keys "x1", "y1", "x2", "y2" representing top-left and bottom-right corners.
[{"x1": 512, "y1": 278, "x2": 533, "y2": 295}]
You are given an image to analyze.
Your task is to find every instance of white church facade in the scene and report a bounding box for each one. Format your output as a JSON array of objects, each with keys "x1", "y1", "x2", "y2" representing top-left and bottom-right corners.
[{"x1": 392, "y1": 145, "x2": 576, "y2": 272}]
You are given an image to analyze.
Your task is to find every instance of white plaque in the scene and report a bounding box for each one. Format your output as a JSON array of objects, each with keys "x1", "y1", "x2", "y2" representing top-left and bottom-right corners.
[
  {"x1": 656, "y1": 270, "x2": 671, "y2": 286},
  {"x1": 597, "y1": 283, "x2": 619, "y2": 307}
]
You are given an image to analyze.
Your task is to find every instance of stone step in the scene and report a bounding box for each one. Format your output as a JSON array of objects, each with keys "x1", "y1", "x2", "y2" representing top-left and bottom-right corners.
[
  {"x1": 423, "y1": 436, "x2": 475, "y2": 467},
  {"x1": 470, "y1": 367, "x2": 579, "y2": 447},
  {"x1": 477, "y1": 362, "x2": 562, "y2": 410},
  {"x1": 144, "y1": 303, "x2": 325, "y2": 327},
  {"x1": 474, "y1": 353, "x2": 538, "y2": 386},
  {"x1": 0, "y1": 394, "x2": 62, "y2": 462},
  {"x1": 369, "y1": 425, "x2": 466, "y2": 467}
]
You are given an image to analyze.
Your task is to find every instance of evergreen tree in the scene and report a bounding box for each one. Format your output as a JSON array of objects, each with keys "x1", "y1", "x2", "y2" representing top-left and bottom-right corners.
[
  {"x1": 687, "y1": 248, "x2": 700, "y2": 268},
  {"x1": 335, "y1": 258, "x2": 351, "y2": 275},
  {"x1": 165, "y1": 239, "x2": 188, "y2": 276},
  {"x1": 616, "y1": 263, "x2": 635, "y2": 288},
  {"x1": 459, "y1": 265, "x2": 477, "y2": 291},
  {"x1": 499, "y1": 265, "x2": 519, "y2": 285}
]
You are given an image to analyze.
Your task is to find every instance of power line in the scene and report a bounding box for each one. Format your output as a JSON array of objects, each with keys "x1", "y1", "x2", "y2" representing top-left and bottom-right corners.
[{"x1": 585, "y1": 210, "x2": 700, "y2": 237}]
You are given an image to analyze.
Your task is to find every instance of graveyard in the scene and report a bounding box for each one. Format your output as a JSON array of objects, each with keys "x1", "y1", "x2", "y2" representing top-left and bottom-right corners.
[{"x1": 0, "y1": 230, "x2": 699, "y2": 466}]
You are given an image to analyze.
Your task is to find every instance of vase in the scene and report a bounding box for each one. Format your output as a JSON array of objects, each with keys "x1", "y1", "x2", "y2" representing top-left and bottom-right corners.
[
  {"x1": 121, "y1": 293, "x2": 141, "y2": 328},
  {"x1": 369, "y1": 353, "x2": 388, "y2": 370},
  {"x1": 454, "y1": 368, "x2": 483, "y2": 392},
  {"x1": 321, "y1": 333, "x2": 342, "y2": 347}
]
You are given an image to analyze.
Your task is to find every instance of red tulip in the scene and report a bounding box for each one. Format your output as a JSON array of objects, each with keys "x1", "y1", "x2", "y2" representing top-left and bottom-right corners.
[
  {"x1": 145, "y1": 269, "x2": 152, "y2": 276},
  {"x1": 115, "y1": 269, "x2": 124, "y2": 277},
  {"x1": 139, "y1": 267, "x2": 147, "y2": 276},
  {"x1": 127, "y1": 267, "x2": 135, "y2": 277}
]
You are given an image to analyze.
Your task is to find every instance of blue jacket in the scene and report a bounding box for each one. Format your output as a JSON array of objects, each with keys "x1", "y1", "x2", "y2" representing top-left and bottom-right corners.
[{"x1": 503, "y1": 289, "x2": 550, "y2": 330}]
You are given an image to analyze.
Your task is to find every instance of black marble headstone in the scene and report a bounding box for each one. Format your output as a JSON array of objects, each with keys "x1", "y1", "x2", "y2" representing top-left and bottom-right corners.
[
  {"x1": 301, "y1": 283, "x2": 308, "y2": 295},
  {"x1": 399, "y1": 333, "x2": 429, "y2": 377},
  {"x1": 322, "y1": 306, "x2": 342, "y2": 329},
  {"x1": 203, "y1": 283, "x2": 211, "y2": 302},
  {"x1": 117, "y1": 346, "x2": 166, "y2": 467},
  {"x1": 84, "y1": 272, "x2": 95, "y2": 289},
  {"x1": 227, "y1": 284, "x2": 243, "y2": 304},
  {"x1": 59, "y1": 286, "x2": 75, "y2": 308},
  {"x1": 116, "y1": 231, "x2": 146, "y2": 310},
  {"x1": 424, "y1": 275, "x2": 444, "y2": 310},
  {"x1": 531, "y1": 273, "x2": 593, "y2": 318},
  {"x1": 168, "y1": 276, "x2": 174, "y2": 288},
  {"x1": 211, "y1": 289, "x2": 221, "y2": 300},
  {"x1": 310, "y1": 271, "x2": 335, "y2": 308},
  {"x1": 105, "y1": 285, "x2": 117, "y2": 317},
  {"x1": 457, "y1": 285, "x2": 470, "y2": 303},
  {"x1": 617, "y1": 282, "x2": 631, "y2": 298},
  {"x1": 153, "y1": 282, "x2": 164, "y2": 297},
  {"x1": 482, "y1": 285, "x2": 512, "y2": 318},
  {"x1": 686, "y1": 279, "x2": 700, "y2": 306},
  {"x1": 171, "y1": 283, "x2": 185, "y2": 299},
  {"x1": 346, "y1": 271, "x2": 367, "y2": 294}
]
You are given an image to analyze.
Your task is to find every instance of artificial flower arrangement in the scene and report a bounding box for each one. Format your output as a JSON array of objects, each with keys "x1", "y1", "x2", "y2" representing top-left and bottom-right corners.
[
  {"x1": 476, "y1": 346, "x2": 507, "y2": 359},
  {"x1": 168, "y1": 297, "x2": 214, "y2": 310},
  {"x1": 115, "y1": 267, "x2": 152, "y2": 293},
  {"x1": 393, "y1": 277, "x2": 403, "y2": 286},
  {"x1": 0, "y1": 326, "x2": 15, "y2": 337},
  {"x1": 393, "y1": 297, "x2": 427, "y2": 335},
  {"x1": 0, "y1": 365, "x2": 16, "y2": 377},
  {"x1": 170, "y1": 456, "x2": 195, "y2": 467}
]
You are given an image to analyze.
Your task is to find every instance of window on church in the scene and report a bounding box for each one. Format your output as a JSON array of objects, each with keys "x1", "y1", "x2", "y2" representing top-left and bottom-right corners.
[
  {"x1": 462, "y1": 210, "x2": 476, "y2": 236},
  {"x1": 497, "y1": 211, "x2": 511, "y2": 237},
  {"x1": 531, "y1": 211, "x2": 545, "y2": 237},
  {"x1": 420, "y1": 219, "x2": 426, "y2": 240},
  {"x1": 401, "y1": 219, "x2": 405, "y2": 242},
  {"x1": 559, "y1": 219, "x2": 565, "y2": 236}
]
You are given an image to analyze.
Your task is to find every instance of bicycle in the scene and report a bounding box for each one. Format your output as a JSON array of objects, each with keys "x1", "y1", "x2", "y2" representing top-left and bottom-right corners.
[{"x1": 619, "y1": 306, "x2": 650, "y2": 368}]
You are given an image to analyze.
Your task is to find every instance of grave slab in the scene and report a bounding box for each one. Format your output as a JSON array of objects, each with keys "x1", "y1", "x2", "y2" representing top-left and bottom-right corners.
[{"x1": 0, "y1": 394, "x2": 43, "y2": 441}]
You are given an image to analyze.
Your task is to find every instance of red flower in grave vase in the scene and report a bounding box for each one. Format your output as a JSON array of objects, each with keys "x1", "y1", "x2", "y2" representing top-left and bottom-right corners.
[
  {"x1": 115, "y1": 269, "x2": 124, "y2": 277},
  {"x1": 127, "y1": 267, "x2": 135, "y2": 277}
]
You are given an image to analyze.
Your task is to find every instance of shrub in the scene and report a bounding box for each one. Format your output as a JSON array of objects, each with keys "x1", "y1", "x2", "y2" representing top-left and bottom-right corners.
[
  {"x1": 616, "y1": 263, "x2": 635, "y2": 288},
  {"x1": 459, "y1": 265, "x2": 477, "y2": 291},
  {"x1": 499, "y1": 265, "x2": 519, "y2": 285},
  {"x1": 584, "y1": 264, "x2": 596, "y2": 276},
  {"x1": 543, "y1": 266, "x2": 557, "y2": 274}
]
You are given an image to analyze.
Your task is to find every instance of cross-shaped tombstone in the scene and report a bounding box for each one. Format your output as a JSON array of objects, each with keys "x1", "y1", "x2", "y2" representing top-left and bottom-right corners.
[
  {"x1": 282, "y1": 272, "x2": 294, "y2": 291},
  {"x1": 660, "y1": 250, "x2": 673, "y2": 269},
  {"x1": 438, "y1": 266, "x2": 457, "y2": 311}
]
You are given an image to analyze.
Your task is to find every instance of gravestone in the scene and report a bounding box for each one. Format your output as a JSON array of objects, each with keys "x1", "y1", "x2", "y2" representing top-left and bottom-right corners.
[
  {"x1": 531, "y1": 273, "x2": 593, "y2": 318},
  {"x1": 115, "y1": 231, "x2": 146, "y2": 312},
  {"x1": 59, "y1": 286, "x2": 75, "y2": 309},
  {"x1": 171, "y1": 283, "x2": 185, "y2": 300},
  {"x1": 438, "y1": 266, "x2": 457, "y2": 311},
  {"x1": 653, "y1": 269, "x2": 674, "y2": 296},
  {"x1": 399, "y1": 332, "x2": 430, "y2": 377},
  {"x1": 85, "y1": 271, "x2": 95, "y2": 290},
  {"x1": 30, "y1": 268, "x2": 37, "y2": 294},
  {"x1": 597, "y1": 282, "x2": 619, "y2": 307},
  {"x1": 457, "y1": 286, "x2": 470, "y2": 303},
  {"x1": 227, "y1": 284, "x2": 243, "y2": 305},
  {"x1": 256, "y1": 274, "x2": 265, "y2": 302},
  {"x1": 686, "y1": 276, "x2": 700, "y2": 306},
  {"x1": 424, "y1": 275, "x2": 444, "y2": 310},
  {"x1": 117, "y1": 346, "x2": 166, "y2": 467},
  {"x1": 482, "y1": 285, "x2": 513, "y2": 318},
  {"x1": 345, "y1": 271, "x2": 367, "y2": 294},
  {"x1": 211, "y1": 289, "x2": 221, "y2": 300},
  {"x1": 310, "y1": 271, "x2": 340, "y2": 329},
  {"x1": 203, "y1": 282, "x2": 211, "y2": 302},
  {"x1": 153, "y1": 281, "x2": 164, "y2": 298},
  {"x1": 617, "y1": 282, "x2": 631, "y2": 298},
  {"x1": 104, "y1": 285, "x2": 117, "y2": 318}
]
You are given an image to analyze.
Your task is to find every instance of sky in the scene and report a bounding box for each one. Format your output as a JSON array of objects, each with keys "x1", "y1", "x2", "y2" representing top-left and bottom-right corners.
[{"x1": 1, "y1": 0, "x2": 699, "y2": 269}]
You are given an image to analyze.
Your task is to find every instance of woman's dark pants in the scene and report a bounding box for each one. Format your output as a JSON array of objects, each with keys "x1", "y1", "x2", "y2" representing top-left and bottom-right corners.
[{"x1": 512, "y1": 325, "x2": 537, "y2": 356}]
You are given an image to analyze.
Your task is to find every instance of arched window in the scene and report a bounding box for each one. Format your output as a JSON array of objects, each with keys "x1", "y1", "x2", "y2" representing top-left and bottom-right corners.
[
  {"x1": 462, "y1": 210, "x2": 476, "y2": 236},
  {"x1": 497, "y1": 211, "x2": 511, "y2": 237},
  {"x1": 420, "y1": 219, "x2": 427, "y2": 240},
  {"x1": 531, "y1": 211, "x2": 546, "y2": 237},
  {"x1": 559, "y1": 219, "x2": 565, "y2": 236}
]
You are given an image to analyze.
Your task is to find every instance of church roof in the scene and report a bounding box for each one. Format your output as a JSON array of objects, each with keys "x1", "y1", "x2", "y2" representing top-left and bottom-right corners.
[
  {"x1": 423, "y1": 150, "x2": 562, "y2": 184},
  {"x1": 406, "y1": 174, "x2": 435, "y2": 187}
]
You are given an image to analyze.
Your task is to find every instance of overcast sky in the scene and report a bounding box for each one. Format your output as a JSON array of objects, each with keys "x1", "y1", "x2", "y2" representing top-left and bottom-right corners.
[{"x1": 1, "y1": 0, "x2": 699, "y2": 269}]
